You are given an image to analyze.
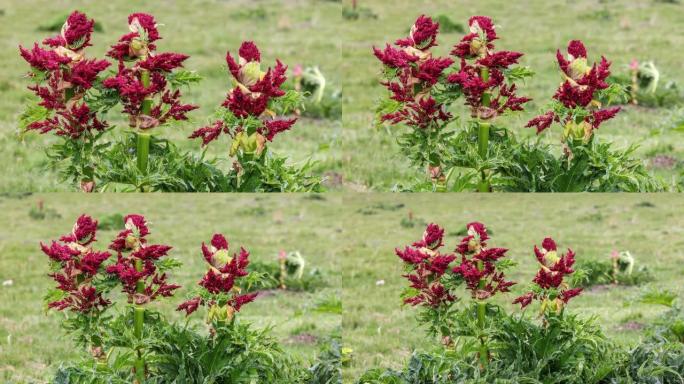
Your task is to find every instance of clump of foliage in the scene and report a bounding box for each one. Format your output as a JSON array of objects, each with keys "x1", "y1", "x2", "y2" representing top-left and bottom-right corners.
[
  {"x1": 308, "y1": 339, "x2": 343, "y2": 384},
  {"x1": 247, "y1": 250, "x2": 326, "y2": 292},
  {"x1": 342, "y1": 0, "x2": 378, "y2": 21},
  {"x1": 605, "y1": 60, "x2": 683, "y2": 108},
  {"x1": 19, "y1": 11, "x2": 321, "y2": 192},
  {"x1": 576, "y1": 250, "x2": 653, "y2": 287},
  {"x1": 373, "y1": 15, "x2": 664, "y2": 192},
  {"x1": 40, "y1": 214, "x2": 316, "y2": 383},
  {"x1": 289, "y1": 65, "x2": 342, "y2": 120},
  {"x1": 356, "y1": 223, "x2": 684, "y2": 383}
]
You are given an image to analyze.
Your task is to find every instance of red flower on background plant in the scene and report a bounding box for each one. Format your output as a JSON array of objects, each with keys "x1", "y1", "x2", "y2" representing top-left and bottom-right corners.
[
  {"x1": 396, "y1": 223, "x2": 457, "y2": 308},
  {"x1": 447, "y1": 16, "x2": 531, "y2": 120},
  {"x1": 59, "y1": 214, "x2": 98, "y2": 246},
  {"x1": 513, "y1": 237, "x2": 582, "y2": 312},
  {"x1": 19, "y1": 10, "x2": 110, "y2": 138},
  {"x1": 43, "y1": 11, "x2": 95, "y2": 51},
  {"x1": 106, "y1": 214, "x2": 180, "y2": 304},
  {"x1": 189, "y1": 41, "x2": 296, "y2": 149},
  {"x1": 373, "y1": 15, "x2": 454, "y2": 130},
  {"x1": 526, "y1": 40, "x2": 621, "y2": 141},
  {"x1": 452, "y1": 222, "x2": 515, "y2": 300},
  {"x1": 41, "y1": 214, "x2": 111, "y2": 313},
  {"x1": 103, "y1": 13, "x2": 198, "y2": 130},
  {"x1": 177, "y1": 234, "x2": 257, "y2": 322}
]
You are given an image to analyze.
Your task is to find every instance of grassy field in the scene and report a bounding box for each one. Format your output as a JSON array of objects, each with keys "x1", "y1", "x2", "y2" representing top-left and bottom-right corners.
[
  {"x1": 0, "y1": 193, "x2": 341, "y2": 383},
  {"x1": 340, "y1": 0, "x2": 684, "y2": 190},
  {"x1": 0, "y1": 0, "x2": 342, "y2": 192},
  {"x1": 340, "y1": 193, "x2": 684, "y2": 381}
]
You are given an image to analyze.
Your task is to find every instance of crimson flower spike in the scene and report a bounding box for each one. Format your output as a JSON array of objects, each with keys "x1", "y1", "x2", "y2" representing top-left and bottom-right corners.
[
  {"x1": 513, "y1": 237, "x2": 583, "y2": 313},
  {"x1": 447, "y1": 16, "x2": 531, "y2": 121},
  {"x1": 396, "y1": 223, "x2": 458, "y2": 308},
  {"x1": 373, "y1": 15, "x2": 454, "y2": 130},
  {"x1": 106, "y1": 214, "x2": 180, "y2": 304},
  {"x1": 41, "y1": 214, "x2": 111, "y2": 313},
  {"x1": 526, "y1": 40, "x2": 620, "y2": 142},
  {"x1": 19, "y1": 10, "x2": 110, "y2": 138},
  {"x1": 177, "y1": 233, "x2": 258, "y2": 322},
  {"x1": 103, "y1": 13, "x2": 198, "y2": 131},
  {"x1": 452, "y1": 222, "x2": 515, "y2": 300},
  {"x1": 189, "y1": 41, "x2": 297, "y2": 155}
]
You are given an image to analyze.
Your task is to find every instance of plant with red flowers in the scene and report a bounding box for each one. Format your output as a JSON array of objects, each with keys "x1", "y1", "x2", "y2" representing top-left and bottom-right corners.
[
  {"x1": 19, "y1": 11, "x2": 111, "y2": 191},
  {"x1": 373, "y1": 15, "x2": 460, "y2": 188},
  {"x1": 493, "y1": 40, "x2": 665, "y2": 192},
  {"x1": 189, "y1": 41, "x2": 320, "y2": 191},
  {"x1": 526, "y1": 40, "x2": 620, "y2": 146},
  {"x1": 104, "y1": 13, "x2": 199, "y2": 185},
  {"x1": 397, "y1": 222, "x2": 516, "y2": 368},
  {"x1": 377, "y1": 222, "x2": 654, "y2": 383},
  {"x1": 105, "y1": 214, "x2": 180, "y2": 382},
  {"x1": 40, "y1": 214, "x2": 319, "y2": 383},
  {"x1": 42, "y1": 214, "x2": 113, "y2": 358},
  {"x1": 513, "y1": 237, "x2": 583, "y2": 318},
  {"x1": 374, "y1": 15, "x2": 532, "y2": 191},
  {"x1": 177, "y1": 233, "x2": 258, "y2": 327},
  {"x1": 448, "y1": 16, "x2": 532, "y2": 192}
]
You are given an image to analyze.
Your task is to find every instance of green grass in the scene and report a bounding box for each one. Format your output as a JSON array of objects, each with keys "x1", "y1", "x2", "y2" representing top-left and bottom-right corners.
[
  {"x1": 0, "y1": 0, "x2": 342, "y2": 192},
  {"x1": 340, "y1": 0, "x2": 684, "y2": 190},
  {"x1": 0, "y1": 193, "x2": 341, "y2": 383},
  {"x1": 339, "y1": 193, "x2": 684, "y2": 381}
]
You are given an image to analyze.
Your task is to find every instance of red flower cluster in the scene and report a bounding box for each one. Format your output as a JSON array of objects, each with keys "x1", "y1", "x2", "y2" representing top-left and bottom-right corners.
[
  {"x1": 43, "y1": 11, "x2": 95, "y2": 51},
  {"x1": 106, "y1": 214, "x2": 180, "y2": 304},
  {"x1": 396, "y1": 224, "x2": 457, "y2": 308},
  {"x1": 104, "y1": 13, "x2": 197, "y2": 130},
  {"x1": 526, "y1": 40, "x2": 621, "y2": 140},
  {"x1": 513, "y1": 238, "x2": 582, "y2": 311},
  {"x1": 19, "y1": 10, "x2": 110, "y2": 138},
  {"x1": 448, "y1": 16, "x2": 531, "y2": 120},
  {"x1": 373, "y1": 15, "x2": 454, "y2": 129},
  {"x1": 41, "y1": 215, "x2": 111, "y2": 313},
  {"x1": 452, "y1": 222, "x2": 515, "y2": 300},
  {"x1": 177, "y1": 234, "x2": 258, "y2": 320},
  {"x1": 189, "y1": 41, "x2": 296, "y2": 146}
]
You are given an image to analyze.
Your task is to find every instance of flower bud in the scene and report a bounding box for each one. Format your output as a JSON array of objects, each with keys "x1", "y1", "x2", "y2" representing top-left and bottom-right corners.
[{"x1": 239, "y1": 61, "x2": 265, "y2": 87}]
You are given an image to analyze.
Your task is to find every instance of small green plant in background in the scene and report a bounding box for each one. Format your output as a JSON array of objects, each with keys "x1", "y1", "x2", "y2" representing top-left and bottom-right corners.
[
  {"x1": 246, "y1": 250, "x2": 327, "y2": 292},
  {"x1": 604, "y1": 59, "x2": 683, "y2": 108},
  {"x1": 28, "y1": 199, "x2": 62, "y2": 220},
  {"x1": 342, "y1": 0, "x2": 378, "y2": 21},
  {"x1": 575, "y1": 250, "x2": 653, "y2": 287}
]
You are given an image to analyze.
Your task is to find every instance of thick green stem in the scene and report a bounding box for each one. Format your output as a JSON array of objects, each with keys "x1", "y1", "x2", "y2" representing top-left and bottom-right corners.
[
  {"x1": 476, "y1": 260, "x2": 489, "y2": 369},
  {"x1": 141, "y1": 70, "x2": 152, "y2": 116},
  {"x1": 133, "y1": 259, "x2": 145, "y2": 383},
  {"x1": 136, "y1": 133, "x2": 151, "y2": 174},
  {"x1": 478, "y1": 67, "x2": 492, "y2": 193},
  {"x1": 136, "y1": 69, "x2": 153, "y2": 183}
]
